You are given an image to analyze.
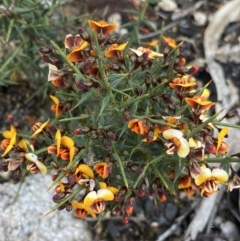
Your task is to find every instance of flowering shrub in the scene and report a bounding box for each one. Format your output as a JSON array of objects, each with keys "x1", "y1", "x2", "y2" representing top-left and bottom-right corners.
[{"x1": 1, "y1": 19, "x2": 240, "y2": 224}]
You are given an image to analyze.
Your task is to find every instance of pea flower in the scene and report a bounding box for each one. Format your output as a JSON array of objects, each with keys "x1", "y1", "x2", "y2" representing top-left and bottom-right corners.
[
  {"x1": 1, "y1": 125, "x2": 17, "y2": 157},
  {"x1": 130, "y1": 47, "x2": 163, "y2": 59},
  {"x1": 169, "y1": 75, "x2": 196, "y2": 91},
  {"x1": 75, "y1": 164, "x2": 94, "y2": 183},
  {"x1": 93, "y1": 162, "x2": 112, "y2": 179},
  {"x1": 128, "y1": 119, "x2": 148, "y2": 135},
  {"x1": 105, "y1": 42, "x2": 128, "y2": 58},
  {"x1": 50, "y1": 95, "x2": 64, "y2": 117},
  {"x1": 25, "y1": 153, "x2": 47, "y2": 175},
  {"x1": 84, "y1": 189, "x2": 114, "y2": 214},
  {"x1": 163, "y1": 129, "x2": 190, "y2": 158},
  {"x1": 185, "y1": 96, "x2": 215, "y2": 112},
  {"x1": 31, "y1": 119, "x2": 49, "y2": 138},
  {"x1": 48, "y1": 130, "x2": 75, "y2": 163},
  {"x1": 178, "y1": 175, "x2": 196, "y2": 196},
  {"x1": 48, "y1": 64, "x2": 65, "y2": 87},
  {"x1": 71, "y1": 202, "x2": 96, "y2": 219},
  {"x1": 194, "y1": 165, "x2": 228, "y2": 197},
  {"x1": 99, "y1": 182, "x2": 119, "y2": 195},
  {"x1": 65, "y1": 34, "x2": 89, "y2": 62},
  {"x1": 88, "y1": 20, "x2": 116, "y2": 35}
]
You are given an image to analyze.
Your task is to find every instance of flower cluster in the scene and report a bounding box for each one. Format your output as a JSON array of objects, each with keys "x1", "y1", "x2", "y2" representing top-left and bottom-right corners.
[{"x1": 1, "y1": 19, "x2": 240, "y2": 224}]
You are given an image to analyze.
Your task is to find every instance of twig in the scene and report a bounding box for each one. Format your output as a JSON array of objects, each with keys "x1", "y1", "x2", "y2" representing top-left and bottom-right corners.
[
  {"x1": 206, "y1": 185, "x2": 225, "y2": 233},
  {"x1": 183, "y1": 186, "x2": 225, "y2": 241},
  {"x1": 155, "y1": 199, "x2": 200, "y2": 241},
  {"x1": 227, "y1": 191, "x2": 240, "y2": 223}
]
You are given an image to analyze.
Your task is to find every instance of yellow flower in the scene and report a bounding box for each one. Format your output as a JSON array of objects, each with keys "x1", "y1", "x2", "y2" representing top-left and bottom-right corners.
[
  {"x1": 66, "y1": 35, "x2": 89, "y2": 63},
  {"x1": 1, "y1": 125, "x2": 17, "y2": 157},
  {"x1": 84, "y1": 189, "x2": 114, "y2": 214},
  {"x1": 162, "y1": 36, "x2": 176, "y2": 48},
  {"x1": 25, "y1": 153, "x2": 47, "y2": 175},
  {"x1": 55, "y1": 129, "x2": 75, "y2": 163},
  {"x1": 48, "y1": 64, "x2": 65, "y2": 87},
  {"x1": 72, "y1": 202, "x2": 96, "y2": 218},
  {"x1": 178, "y1": 175, "x2": 195, "y2": 196},
  {"x1": 128, "y1": 119, "x2": 148, "y2": 135},
  {"x1": 88, "y1": 20, "x2": 116, "y2": 35},
  {"x1": 93, "y1": 162, "x2": 112, "y2": 179},
  {"x1": 50, "y1": 95, "x2": 63, "y2": 117},
  {"x1": 99, "y1": 182, "x2": 119, "y2": 195},
  {"x1": 105, "y1": 42, "x2": 128, "y2": 58},
  {"x1": 217, "y1": 127, "x2": 228, "y2": 152},
  {"x1": 31, "y1": 119, "x2": 49, "y2": 138},
  {"x1": 185, "y1": 96, "x2": 215, "y2": 112},
  {"x1": 130, "y1": 47, "x2": 163, "y2": 59},
  {"x1": 194, "y1": 165, "x2": 228, "y2": 196},
  {"x1": 163, "y1": 129, "x2": 190, "y2": 158},
  {"x1": 169, "y1": 75, "x2": 196, "y2": 90},
  {"x1": 75, "y1": 164, "x2": 94, "y2": 182}
]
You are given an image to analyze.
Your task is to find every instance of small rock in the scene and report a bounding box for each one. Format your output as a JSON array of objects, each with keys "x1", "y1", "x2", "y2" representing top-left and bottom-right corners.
[
  {"x1": 220, "y1": 221, "x2": 239, "y2": 241},
  {"x1": 193, "y1": 11, "x2": 207, "y2": 26},
  {"x1": 164, "y1": 202, "x2": 178, "y2": 221},
  {"x1": 158, "y1": 0, "x2": 178, "y2": 12}
]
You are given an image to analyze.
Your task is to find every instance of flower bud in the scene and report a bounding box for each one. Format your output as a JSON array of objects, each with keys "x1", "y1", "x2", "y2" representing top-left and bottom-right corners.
[
  {"x1": 106, "y1": 131, "x2": 116, "y2": 141},
  {"x1": 75, "y1": 81, "x2": 90, "y2": 92},
  {"x1": 52, "y1": 193, "x2": 66, "y2": 203},
  {"x1": 145, "y1": 74, "x2": 152, "y2": 88},
  {"x1": 52, "y1": 173, "x2": 59, "y2": 181},
  {"x1": 66, "y1": 203, "x2": 73, "y2": 212},
  {"x1": 122, "y1": 213, "x2": 129, "y2": 224},
  {"x1": 102, "y1": 138, "x2": 110, "y2": 149},
  {"x1": 74, "y1": 127, "x2": 91, "y2": 135},
  {"x1": 39, "y1": 46, "x2": 53, "y2": 54},
  {"x1": 125, "y1": 201, "x2": 134, "y2": 215},
  {"x1": 187, "y1": 65, "x2": 199, "y2": 75},
  {"x1": 124, "y1": 110, "x2": 131, "y2": 121},
  {"x1": 68, "y1": 173, "x2": 76, "y2": 186},
  {"x1": 205, "y1": 142, "x2": 216, "y2": 154},
  {"x1": 63, "y1": 102, "x2": 72, "y2": 113}
]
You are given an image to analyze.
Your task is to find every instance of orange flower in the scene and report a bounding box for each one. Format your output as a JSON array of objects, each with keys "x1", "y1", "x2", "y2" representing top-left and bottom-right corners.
[
  {"x1": 169, "y1": 75, "x2": 196, "y2": 91},
  {"x1": 48, "y1": 130, "x2": 75, "y2": 163},
  {"x1": 178, "y1": 176, "x2": 196, "y2": 196},
  {"x1": 163, "y1": 129, "x2": 190, "y2": 158},
  {"x1": 75, "y1": 164, "x2": 94, "y2": 183},
  {"x1": 65, "y1": 34, "x2": 89, "y2": 62},
  {"x1": 94, "y1": 162, "x2": 112, "y2": 179},
  {"x1": 84, "y1": 189, "x2": 114, "y2": 214},
  {"x1": 72, "y1": 202, "x2": 96, "y2": 219},
  {"x1": 31, "y1": 119, "x2": 49, "y2": 138},
  {"x1": 128, "y1": 119, "x2": 148, "y2": 135},
  {"x1": 162, "y1": 36, "x2": 176, "y2": 48},
  {"x1": 185, "y1": 96, "x2": 215, "y2": 112},
  {"x1": 48, "y1": 64, "x2": 65, "y2": 87},
  {"x1": 105, "y1": 42, "x2": 128, "y2": 58},
  {"x1": 50, "y1": 95, "x2": 64, "y2": 117},
  {"x1": 99, "y1": 182, "x2": 119, "y2": 195},
  {"x1": 65, "y1": 34, "x2": 85, "y2": 50},
  {"x1": 194, "y1": 165, "x2": 228, "y2": 197},
  {"x1": 130, "y1": 47, "x2": 163, "y2": 60},
  {"x1": 25, "y1": 153, "x2": 47, "y2": 175},
  {"x1": 88, "y1": 20, "x2": 116, "y2": 35},
  {"x1": 1, "y1": 125, "x2": 16, "y2": 157}
]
